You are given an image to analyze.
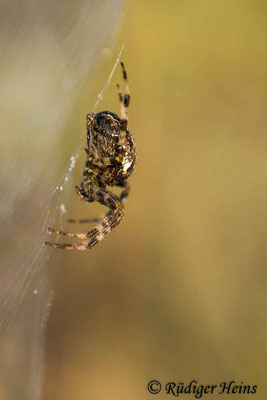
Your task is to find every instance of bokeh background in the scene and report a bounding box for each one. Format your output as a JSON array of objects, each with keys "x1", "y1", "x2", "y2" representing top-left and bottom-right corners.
[{"x1": 1, "y1": 0, "x2": 267, "y2": 399}]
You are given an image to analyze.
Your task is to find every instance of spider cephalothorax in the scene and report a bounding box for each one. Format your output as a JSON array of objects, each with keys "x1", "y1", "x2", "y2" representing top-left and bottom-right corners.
[{"x1": 45, "y1": 62, "x2": 136, "y2": 251}]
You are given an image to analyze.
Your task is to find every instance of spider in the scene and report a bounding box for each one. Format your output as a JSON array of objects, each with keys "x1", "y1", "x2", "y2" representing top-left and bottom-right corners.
[{"x1": 45, "y1": 62, "x2": 136, "y2": 251}]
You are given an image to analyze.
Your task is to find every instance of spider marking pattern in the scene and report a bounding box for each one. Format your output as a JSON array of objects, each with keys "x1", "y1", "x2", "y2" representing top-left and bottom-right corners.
[{"x1": 45, "y1": 62, "x2": 136, "y2": 251}]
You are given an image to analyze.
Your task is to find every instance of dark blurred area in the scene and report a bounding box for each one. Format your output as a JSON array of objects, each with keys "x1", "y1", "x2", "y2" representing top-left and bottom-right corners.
[{"x1": 1, "y1": 0, "x2": 267, "y2": 399}]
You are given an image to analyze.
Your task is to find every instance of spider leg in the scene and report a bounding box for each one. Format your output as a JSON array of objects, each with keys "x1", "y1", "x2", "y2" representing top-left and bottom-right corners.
[
  {"x1": 67, "y1": 211, "x2": 112, "y2": 224},
  {"x1": 69, "y1": 180, "x2": 130, "y2": 225},
  {"x1": 117, "y1": 62, "x2": 130, "y2": 146},
  {"x1": 45, "y1": 207, "x2": 123, "y2": 250},
  {"x1": 45, "y1": 185, "x2": 124, "y2": 250},
  {"x1": 44, "y1": 242, "x2": 89, "y2": 251},
  {"x1": 75, "y1": 185, "x2": 87, "y2": 200},
  {"x1": 67, "y1": 168, "x2": 115, "y2": 224},
  {"x1": 47, "y1": 226, "x2": 97, "y2": 240},
  {"x1": 115, "y1": 180, "x2": 130, "y2": 202},
  {"x1": 117, "y1": 83, "x2": 126, "y2": 120},
  {"x1": 120, "y1": 62, "x2": 130, "y2": 108},
  {"x1": 67, "y1": 217, "x2": 101, "y2": 224}
]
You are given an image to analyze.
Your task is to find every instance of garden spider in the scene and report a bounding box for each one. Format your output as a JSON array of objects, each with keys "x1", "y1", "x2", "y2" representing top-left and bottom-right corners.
[{"x1": 45, "y1": 62, "x2": 136, "y2": 251}]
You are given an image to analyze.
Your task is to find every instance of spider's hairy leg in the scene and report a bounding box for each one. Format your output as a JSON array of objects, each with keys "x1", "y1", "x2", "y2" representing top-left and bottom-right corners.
[
  {"x1": 85, "y1": 205, "x2": 124, "y2": 250},
  {"x1": 68, "y1": 182, "x2": 130, "y2": 228},
  {"x1": 117, "y1": 62, "x2": 130, "y2": 146},
  {"x1": 47, "y1": 226, "x2": 97, "y2": 240},
  {"x1": 67, "y1": 171, "x2": 122, "y2": 225},
  {"x1": 117, "y1": 83, "x2": 125, "y2": 118},
  {"x1": 67, "y1": 176, "x2": 108, "y2": 224},
  {"x1": 75, "y1": 185, "x2": 87, "y2": 200},
  {"x1": 116, "y1": 180, "x2": 130, "y2": 203},
  {"x1": 67, "y1": 211, "x2": 112, "y2": 224},
  {"x1": 45, "y1": 185, "x2": 124, "y2": 251},
  {"x1": 117, "y1": 83, "x2": 128, "y2": 146},
  {"x1": 120, "y1": 61, "x2": 130, "y2": 107},
  {"x1": 67, "y1": 217, "x2": 101, "y2": 224}
]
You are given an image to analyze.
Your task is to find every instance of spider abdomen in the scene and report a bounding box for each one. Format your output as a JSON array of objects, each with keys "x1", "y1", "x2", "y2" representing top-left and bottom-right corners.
[
  {"x1": 86, "y1": 111, "x2": 136, "y2": 182},
  {"x1": 87, "y1": 111, "x2": 121, "y2": 157}
]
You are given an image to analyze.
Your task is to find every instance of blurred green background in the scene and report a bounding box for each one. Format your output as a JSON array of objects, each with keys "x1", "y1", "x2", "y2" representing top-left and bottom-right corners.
[
  {"x1": 1, "y1": 0, "x2": 267, "y2": 399},
  {"x1": 44, "y1": 0, "x2": 267, "y2": 399}
]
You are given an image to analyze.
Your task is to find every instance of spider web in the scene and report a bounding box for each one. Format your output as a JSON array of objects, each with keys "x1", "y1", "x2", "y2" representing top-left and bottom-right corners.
[
  {"x1": 0, "y1": 44, "x2": 125, "y2": 333},
  {"x1": 0, "y1": 1, "x2": 125, "y2": 398}
]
